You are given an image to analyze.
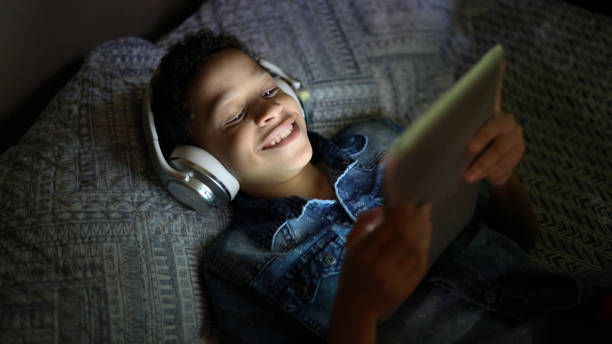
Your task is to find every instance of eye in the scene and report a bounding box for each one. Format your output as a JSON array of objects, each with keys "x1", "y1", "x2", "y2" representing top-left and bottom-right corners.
[
  {"x1": 227, "y1": 108, "x2": 246, "y2": 125},
  {"x1": 263, "y1": 87, "x2": 279, "y2": 98}
]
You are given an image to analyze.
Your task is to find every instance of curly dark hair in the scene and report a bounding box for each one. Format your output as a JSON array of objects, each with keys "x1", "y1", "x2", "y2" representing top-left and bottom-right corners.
[{"x1": 151, "y1": 28, "x2": 256, "y2": 158}]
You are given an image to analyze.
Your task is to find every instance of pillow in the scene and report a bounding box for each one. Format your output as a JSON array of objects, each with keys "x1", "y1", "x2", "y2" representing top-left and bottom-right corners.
[{"x1": 0, "y1": 36, "x2": 229, "y2": 343}]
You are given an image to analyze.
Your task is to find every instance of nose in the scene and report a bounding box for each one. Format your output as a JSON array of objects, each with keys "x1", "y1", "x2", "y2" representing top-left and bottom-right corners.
[{"x1": 254, "y1": 99, "x2": 283, "y2": 126}]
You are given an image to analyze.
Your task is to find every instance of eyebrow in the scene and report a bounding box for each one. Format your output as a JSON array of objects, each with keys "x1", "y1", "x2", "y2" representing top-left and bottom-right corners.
[{"x1": 209, "y1": 68, "x2": 270, "y2": 123}]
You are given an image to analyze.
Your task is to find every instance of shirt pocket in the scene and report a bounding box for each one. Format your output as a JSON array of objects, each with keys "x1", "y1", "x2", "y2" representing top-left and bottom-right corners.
[{"x1": 271, "y1": 231, "x2": 344, "y2": 312}]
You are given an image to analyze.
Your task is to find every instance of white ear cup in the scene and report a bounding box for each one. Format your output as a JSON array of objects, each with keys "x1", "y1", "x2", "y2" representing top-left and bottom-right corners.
[{"x1": 169, "y1": 145, "x2": 239, "y2": 204}]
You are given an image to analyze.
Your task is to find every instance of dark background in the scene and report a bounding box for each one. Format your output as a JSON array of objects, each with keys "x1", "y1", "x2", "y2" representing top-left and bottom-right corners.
[
  {"x1": 0, "y1": 0, "x2": 608, "y2": 153},
  {"x1": 0, "y1": 0, "x2": 202, "y2": 153}
]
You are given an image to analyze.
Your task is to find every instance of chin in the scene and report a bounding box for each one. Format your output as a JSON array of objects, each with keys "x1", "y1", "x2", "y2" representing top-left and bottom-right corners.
[
  {"x1": 296, "y1": 139, "x2": 313, "y2": 166},
  {"x1": 280, "y1": 141, "x2": 313, "y2": 176}
]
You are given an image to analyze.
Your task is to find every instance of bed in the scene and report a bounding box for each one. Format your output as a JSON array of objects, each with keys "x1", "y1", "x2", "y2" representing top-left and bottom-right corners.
[{"x1": 1, "y1": 0, "x2": 610, "y2": 342}]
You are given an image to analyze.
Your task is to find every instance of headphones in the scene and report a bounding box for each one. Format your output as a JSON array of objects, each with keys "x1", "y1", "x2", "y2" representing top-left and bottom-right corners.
[{"x1": 142, "y1": 58, "x2": 313, "y2": 212}]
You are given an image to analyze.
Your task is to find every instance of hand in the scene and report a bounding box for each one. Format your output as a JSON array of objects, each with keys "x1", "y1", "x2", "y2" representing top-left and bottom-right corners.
[
  {"x1": 464, "y1": 61, "x2": 525, "y2": 186},
  {"x1": 329, "y1": 203, "x2": 432, "y2": 344},
  {"x1": 334, "y1": 203, "x2": 432, "y2": 322}
]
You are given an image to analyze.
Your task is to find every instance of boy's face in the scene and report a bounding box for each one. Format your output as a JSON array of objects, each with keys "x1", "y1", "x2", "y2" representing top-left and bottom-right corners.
[{"x1": 188, "y1": 49, "x2": 312, "y2": 195}]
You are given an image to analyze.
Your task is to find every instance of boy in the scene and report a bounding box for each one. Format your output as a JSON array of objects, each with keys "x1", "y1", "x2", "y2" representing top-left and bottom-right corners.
[{"x1": 152, "y1": 29, "x2": 611, "y2": 343}]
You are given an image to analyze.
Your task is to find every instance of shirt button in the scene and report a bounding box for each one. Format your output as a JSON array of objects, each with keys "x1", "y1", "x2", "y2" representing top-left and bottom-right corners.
[
  {"x1": 294, "y1": 282, "x2": 308, "y2": 297},
  {"x1": 484, "y1": 290, "x2": 496, "y2": 304},
  {"x1": 324, "y1": 254, "x2": 337, "y2": 266}
]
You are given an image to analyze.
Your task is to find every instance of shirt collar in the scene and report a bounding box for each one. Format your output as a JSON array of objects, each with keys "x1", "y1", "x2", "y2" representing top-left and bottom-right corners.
[{"x1": 231, "y1": 130, "x2": 368, "y2": 248}]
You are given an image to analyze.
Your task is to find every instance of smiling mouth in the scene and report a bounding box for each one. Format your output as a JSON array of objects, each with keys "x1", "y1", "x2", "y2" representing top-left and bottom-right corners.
[{"x1": 262, "y1": 120, "x2": 297, "y2": 150}]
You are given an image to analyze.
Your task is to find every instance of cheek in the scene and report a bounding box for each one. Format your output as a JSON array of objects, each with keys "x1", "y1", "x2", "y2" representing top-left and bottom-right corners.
[
  {"x1": 220, "y1": 130, "x2": 255, "y2": 176},
  {"x1": 282, "y1": 94, "x2": 304, "y2": 117}
]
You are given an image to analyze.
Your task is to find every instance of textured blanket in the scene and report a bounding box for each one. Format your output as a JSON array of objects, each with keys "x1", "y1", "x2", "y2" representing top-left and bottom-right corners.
[{"x1": 1, "y1": 0, "x2": 610, "y2": 342}]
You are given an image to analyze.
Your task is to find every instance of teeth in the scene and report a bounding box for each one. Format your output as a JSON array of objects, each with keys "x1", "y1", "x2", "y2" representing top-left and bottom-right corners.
[{"x1": 267, "y1": 123, "x2": 294, "y2": 147}]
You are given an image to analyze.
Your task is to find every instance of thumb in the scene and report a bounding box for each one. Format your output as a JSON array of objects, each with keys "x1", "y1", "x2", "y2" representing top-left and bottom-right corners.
[
  {"x1": 494, "y1": 60, "x2": 506, "y2": 113},
  {"x1": 419, "y1": 203, "x2": 433, "y2": 221},
  {"x1": 348, "y1": 207, "x2": 384, "y2": 246}
]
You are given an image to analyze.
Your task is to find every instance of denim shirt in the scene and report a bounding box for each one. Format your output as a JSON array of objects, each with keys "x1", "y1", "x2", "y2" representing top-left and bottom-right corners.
[{"x1": 204, "y1": 118, "x2": 611, "y2": 344}]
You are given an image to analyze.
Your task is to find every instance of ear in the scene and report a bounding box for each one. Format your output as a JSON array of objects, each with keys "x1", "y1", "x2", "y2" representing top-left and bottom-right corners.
[
  {"x1": 157, "y1": 145, "x2": 240, "y2": 212},
  {"x1": 170, "y1": 145, "x2": 240, "y2": 201}
]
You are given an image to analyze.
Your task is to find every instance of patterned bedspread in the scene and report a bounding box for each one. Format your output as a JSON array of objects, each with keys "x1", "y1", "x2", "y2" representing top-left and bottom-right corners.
[{"x1": 1, "y1": 0, "x2": 610, "y2": 342}]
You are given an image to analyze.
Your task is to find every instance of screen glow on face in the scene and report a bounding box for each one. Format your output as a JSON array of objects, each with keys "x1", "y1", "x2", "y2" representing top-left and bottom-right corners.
[{"x1": 188, "y1": 49, "x2": 313, "y2": 196}]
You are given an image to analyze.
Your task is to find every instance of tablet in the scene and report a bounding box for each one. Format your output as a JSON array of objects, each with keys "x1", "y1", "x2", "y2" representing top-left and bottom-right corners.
[{"x1": 383, "y1": 44, "x2": 504, "y2": 264}]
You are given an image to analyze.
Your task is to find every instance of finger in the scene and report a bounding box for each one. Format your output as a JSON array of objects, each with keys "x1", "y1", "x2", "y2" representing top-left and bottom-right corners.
[
  {"x1": 485, "y1": 145, "x2": 525, "y2": 185},
  {"x1": 486, "y1": 161, "x2": 518, "y2": 186},
  {"x1": 395, "y1": 217, "x2": 431, "y2": 281},
  {"x1": 386, "y1": 209, "x2": 432, "y2": 254},
  {"x1": 468, "y1": 112, "x2": 516, "y2": 153},
  {"x1": 488, "y1": 159, "x2": 516, "y2": 179},
  {"x1": 489, "y1": 142, "x2": 524, "y2": 172},
  {"x1": 467, "y1": 113, "x2": 516, "y2": 154},
  {"x1": 464, "y1": 143, "x2": 521, "y2": 184},
  {"x1": 487, "y1": 171, "x2": 512, "y2": 187},
  {"x1": 359, "y1": 203, "x2": 417, "y2": 250},
  {"x1": 418, "y1": 203, "x2": 433, "y2": 221},
  {"x1": 348, "y1": 207, "x2": 384, "y2": 247},
  {"x1": 384, "y1": 203, "x2": 417, "y2": 227},
  {"x1": 486, "y1": 163, "x2": 515, "y2": 186},
  {"x1": 465, "y1": 123, "x2": 523, "y2": 182},
  {"x1": 402, "y1": 233, "x2": 431, "y2": 270},
  {"x1": 465, "y1": 139, "x2": 519, "y2": 183},
  {"x1": 375, "y1": 212, "x2": 431, "y2": 267},
  {"x1": 376, "y1": 238, "x2": 414, "y2": 272},
  {"x1": 400, "y1": 248, "x2": 429, "y2": 294},
  {"x1": 374, "y1": 203, "x2": 426, "y2": 252},
  {"x1": 414, "y1": 212, "x2": 432, "y2": 253},
  {"x1": 466, "y1": 139, "x2": 525, "y2": 181},
  {"x1": 494, "y1": 60, "x2": 507, "y2": 112},
  {"x1": 383, "y1": 158, "x2": 401, "y2": 208}
]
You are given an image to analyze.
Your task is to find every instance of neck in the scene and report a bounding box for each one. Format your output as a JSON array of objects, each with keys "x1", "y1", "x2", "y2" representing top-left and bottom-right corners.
[{"x1": 242, "y1": 162, "x2": 335, "y2": 200}]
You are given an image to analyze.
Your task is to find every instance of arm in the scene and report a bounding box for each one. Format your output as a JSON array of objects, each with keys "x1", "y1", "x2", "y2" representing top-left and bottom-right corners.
[
  {"x1": 328, "y1": 204, "x2": 433, "y2": 344},
  {"x1": 328, "y1": 297, "x2": 377, "y2": 344},
  {"x1": 483, "y1": 173, "x2": 539, "y2": 251},
  {"x1": 463, "y1": 61, "x2": 538, "y2": 251}
]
